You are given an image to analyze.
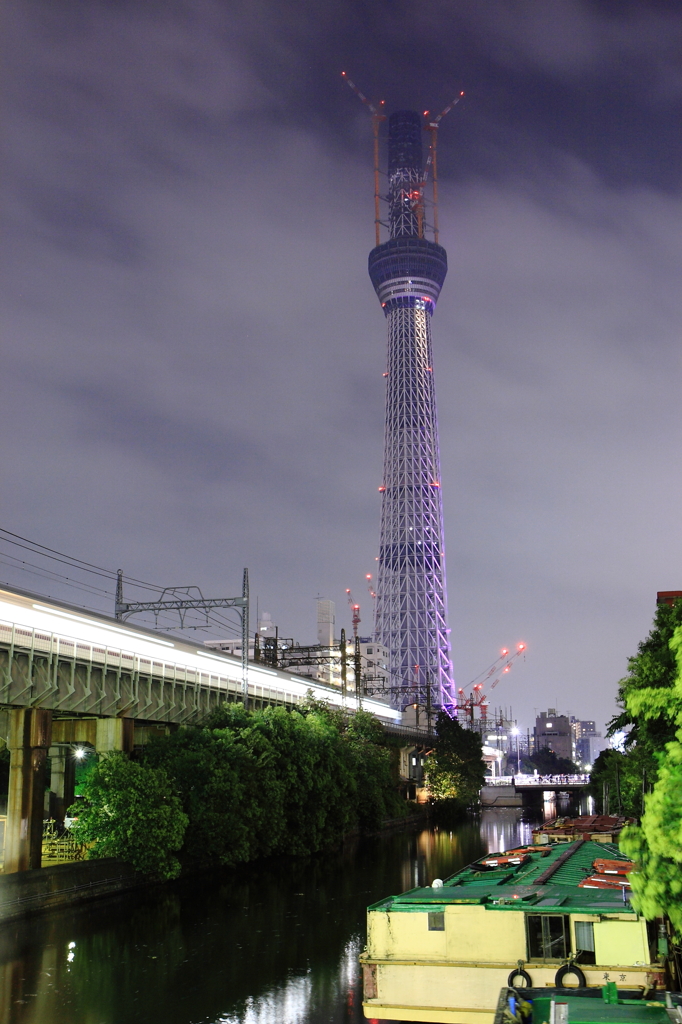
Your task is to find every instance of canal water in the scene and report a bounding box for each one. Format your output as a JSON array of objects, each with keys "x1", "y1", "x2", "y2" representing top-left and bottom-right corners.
[{"x1": 0, "y1": 802, "x2": 577, "y2": 1024}]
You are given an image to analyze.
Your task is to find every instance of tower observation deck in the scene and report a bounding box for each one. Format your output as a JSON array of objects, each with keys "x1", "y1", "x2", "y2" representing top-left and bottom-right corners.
[{"x1": 369, "y1": 110, "x2": 454, "y2": 711}]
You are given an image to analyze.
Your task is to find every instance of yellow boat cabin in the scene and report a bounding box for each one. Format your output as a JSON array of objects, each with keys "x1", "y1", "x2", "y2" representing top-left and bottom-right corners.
[{"x1": 360, "y1": 840, "x2": 663, "y2": 1024}]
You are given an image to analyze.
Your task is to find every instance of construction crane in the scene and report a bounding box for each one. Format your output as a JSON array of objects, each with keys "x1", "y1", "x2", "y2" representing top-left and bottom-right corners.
[
  {"x1": 345, "y1": 588, "x2": 361, "y2": 640},
  {"x1": 341, "y1": 72, "x2": 386, "y2": 247},
  {"x1": 456, "y1": 642, "x2": 527, "y2": 725},
  {"x1": 421, "y1": 92, "x2": 464, "y2": 244}
]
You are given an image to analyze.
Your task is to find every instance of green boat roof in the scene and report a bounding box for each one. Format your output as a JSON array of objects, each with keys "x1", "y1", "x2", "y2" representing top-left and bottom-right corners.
[{"x1": 368, "y1": 841, "x2": 636, "y2": 916}]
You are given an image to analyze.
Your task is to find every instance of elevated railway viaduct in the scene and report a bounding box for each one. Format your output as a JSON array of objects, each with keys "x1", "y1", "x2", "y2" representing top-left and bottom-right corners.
[{"x1": 0, "y1": 586, "x2": 422, "y2": 873}]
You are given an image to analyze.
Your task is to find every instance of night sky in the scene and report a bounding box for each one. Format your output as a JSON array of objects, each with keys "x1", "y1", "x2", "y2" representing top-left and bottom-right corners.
[{"x1": 3, "y1": 0, "x2": 682, "y2": 733}]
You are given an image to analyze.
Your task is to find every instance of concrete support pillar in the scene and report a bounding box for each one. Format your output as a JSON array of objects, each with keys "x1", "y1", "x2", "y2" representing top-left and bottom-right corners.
[
  {"x1": 4, "y1": 708, "x2": 52, "y2": 873},
  {"x1": 95, "y1": 717, "x2": 134, "y2": 754},
  {"x1": 48, "y1": 746, "x2": 75, "y2": 824}
]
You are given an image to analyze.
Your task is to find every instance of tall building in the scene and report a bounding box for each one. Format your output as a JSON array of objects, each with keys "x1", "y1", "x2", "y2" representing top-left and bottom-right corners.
[
  {"x1": 534, "y1": 709, "x2": 573, "y2": 762},
  {"x1": 369, "y1": 110, "x2": 454, "y2": 710}
]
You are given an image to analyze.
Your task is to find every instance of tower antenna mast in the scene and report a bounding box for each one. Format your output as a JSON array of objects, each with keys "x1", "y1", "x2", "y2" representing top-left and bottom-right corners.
[{"x1": 341, "y1": 72, "x2": 386, "y2": 247}]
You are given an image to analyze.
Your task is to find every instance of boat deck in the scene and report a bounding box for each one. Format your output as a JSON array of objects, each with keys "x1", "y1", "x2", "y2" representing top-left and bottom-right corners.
[{"x1": 368, "y1": 840, "x2": 635, "y2": 916}]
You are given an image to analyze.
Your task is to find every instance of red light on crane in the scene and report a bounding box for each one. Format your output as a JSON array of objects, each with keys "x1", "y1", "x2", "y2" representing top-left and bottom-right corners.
[
  {"x1": 501, "y1": 648, "x2": 508, "y2": 656},
  {"x1": 517, "y1": 642, "x2": 526, "y2": 651}
]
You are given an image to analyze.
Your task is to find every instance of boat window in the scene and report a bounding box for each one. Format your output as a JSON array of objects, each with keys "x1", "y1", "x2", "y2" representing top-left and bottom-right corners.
[
  {"x1": 428, "y1": 912, "x2": 445, "y2": 931},
  {"x1": 574, "y1": 921, "x2": 596, "y2": 964},
  {"x1": 527, "y1": 915, "x2": 571, "y2": 960}
]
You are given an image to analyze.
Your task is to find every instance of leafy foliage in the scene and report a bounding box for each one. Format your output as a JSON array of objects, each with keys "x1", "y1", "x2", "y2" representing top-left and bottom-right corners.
[
  {"x1": 141, "y1": 700, "x2": 405, "y2": 872},
  {"x1": 615, "y1": 616, "x2": 682, "y2": 933},
  {"x1": 588, "y1": 745, "x2": 654, "y2": 818},
  {"x1": 424, "y1": 713, "x2": 486, "y2": 811},
  {"x1": 526, "y1": 747, "x2": 579, "y2": 775},
  {"x1": 609, "y1": 599, "x2": 682, "y2": 764},
  {"x1": 68, "y1": 752, "x2": 188, "y2": 880},
  {"x1": 621, "y1": 735, "x2": 682, "y2": 935}
]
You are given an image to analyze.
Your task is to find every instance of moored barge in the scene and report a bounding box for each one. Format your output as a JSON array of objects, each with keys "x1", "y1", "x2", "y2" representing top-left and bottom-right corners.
[
  {"x1": 533, "y1": 816, "x2": 636, "y2": 846},
  {"x1": 361, "y1": 840, "x2": 663, "y2": 1023}
]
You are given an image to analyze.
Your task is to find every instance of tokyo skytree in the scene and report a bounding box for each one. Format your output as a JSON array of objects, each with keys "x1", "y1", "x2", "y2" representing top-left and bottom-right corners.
[{"x1": 368, "y1": 108, "x2": 456, "y2": 711}]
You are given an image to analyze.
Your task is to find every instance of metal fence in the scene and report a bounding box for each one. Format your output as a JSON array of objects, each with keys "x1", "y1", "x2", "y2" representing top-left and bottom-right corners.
[{"x1": 485, "y1": 774, "x2": 590, "y2": 787}]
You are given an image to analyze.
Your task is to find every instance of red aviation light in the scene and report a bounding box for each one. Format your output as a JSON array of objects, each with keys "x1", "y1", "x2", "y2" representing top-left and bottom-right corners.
[
  {"x1": 378, "y1": 485, "x2": 386, "y2": 492},
  {"x1": 517, "y1": 642, "x2": 526, "y2": 651},
  {"x1": 366, "y1": 574, "x2": 372, "y2": 580},
  {"x1": 501, "y1": 648, "x2": 509, "y2": 656},
  {"x1": 431, "y1": 481, "x2": 440, "y2": 487},
  {"x1": 383, "y1": 371, "x2": 388, "y2": 377}
]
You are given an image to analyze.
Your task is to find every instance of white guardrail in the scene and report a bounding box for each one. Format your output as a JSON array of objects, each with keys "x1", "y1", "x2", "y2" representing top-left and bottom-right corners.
[{"x1": 485, "y1": 774, "x2": 590, "y2": 786}]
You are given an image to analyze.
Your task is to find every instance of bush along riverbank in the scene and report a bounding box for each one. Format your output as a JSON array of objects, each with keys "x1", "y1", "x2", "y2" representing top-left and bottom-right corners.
[{"x1": 69, "y1": 699, "x2": 409, "y2": 881}]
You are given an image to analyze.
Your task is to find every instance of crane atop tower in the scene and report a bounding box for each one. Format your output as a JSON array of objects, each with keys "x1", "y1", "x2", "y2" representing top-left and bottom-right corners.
[
  {"x1": 341, "y1": 72, "x2": 386, "y2": 247},
  {"x1": 422, "y1": 93, "x2": 464, "y2": 244},
  {"x1": 342, "y1": 73, "x2": 464, "y2": 247}
]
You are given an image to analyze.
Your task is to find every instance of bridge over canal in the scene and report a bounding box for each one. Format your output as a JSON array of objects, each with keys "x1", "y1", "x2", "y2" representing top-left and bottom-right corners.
[
  {"x1": 481, "y1": 774, "x2": 591, "y2": 808},
  {"x1": 0, "y1": 585, "x2": 409, "y2": 874}
]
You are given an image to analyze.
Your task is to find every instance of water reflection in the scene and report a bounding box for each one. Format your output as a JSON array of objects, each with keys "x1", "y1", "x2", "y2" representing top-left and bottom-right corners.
[
  {"x1": 478, "y1": 809, "x2": 535, "y2": 854},
  {"x1": 0, "y1": 812, "x2": 539, "y2": 1024}
]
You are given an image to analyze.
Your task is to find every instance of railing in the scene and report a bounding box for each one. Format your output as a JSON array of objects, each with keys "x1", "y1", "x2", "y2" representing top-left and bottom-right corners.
[
  {"x1": 485, "y1": 774, "x2": 590, "y2": 787},
  {"x1": 41, "y1": 821, "x2": 87, "y2": 864}
]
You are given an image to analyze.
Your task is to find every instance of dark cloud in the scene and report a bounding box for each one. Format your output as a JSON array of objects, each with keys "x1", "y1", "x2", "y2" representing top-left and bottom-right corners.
[{"x1": 2, "y1": 0, "x2": 682, "y2": 729}]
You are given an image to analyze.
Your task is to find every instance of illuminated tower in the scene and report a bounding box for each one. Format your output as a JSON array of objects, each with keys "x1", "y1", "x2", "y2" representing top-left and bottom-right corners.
[{"x1": 369, "y1": 110, "x2": 455, "y2": 710}]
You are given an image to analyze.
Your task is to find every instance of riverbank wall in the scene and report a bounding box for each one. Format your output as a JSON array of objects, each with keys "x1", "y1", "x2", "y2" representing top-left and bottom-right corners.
[
  {"x1": 480, "y1": 784, "x2": 523, "y2": 808},
  {"x1": 0, "y1": 858, "x2": 148, "y2": 925},
  {"x1": 0, "y1": 808, "x2": 432, "y2": 923}
]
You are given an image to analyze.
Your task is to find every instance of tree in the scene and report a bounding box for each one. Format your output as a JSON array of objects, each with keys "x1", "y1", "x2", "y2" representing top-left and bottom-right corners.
[
  {"x1": 70, "y1": 702, "x2": 407, "y2": 879},
  {"x1": 526, "y1": 747, "x2": 579, "y2": 775},
  {"x1": 588, "y1": 746, "x2": 653, "y2": 818},
  {"x1": 68, "y1": 752, "x2": 188, "y2": 880},
  {"x1": 617, "y1": 620, "x2": 682, "y2": 933},
  {"x1": 144, "y1": 700, "x2": 404, "y2": 870},
  {"x1": 609, "y1": 599, "x2": 682, "y2": 771},
  {"x1": 425, "y1": 713, "x2": 486, "y2": 809}
]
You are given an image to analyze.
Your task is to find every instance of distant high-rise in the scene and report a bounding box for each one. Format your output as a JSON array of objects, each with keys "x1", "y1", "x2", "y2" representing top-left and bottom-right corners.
[{"x1": 369, "y1": 110, "x2": 454, "y2": 710}]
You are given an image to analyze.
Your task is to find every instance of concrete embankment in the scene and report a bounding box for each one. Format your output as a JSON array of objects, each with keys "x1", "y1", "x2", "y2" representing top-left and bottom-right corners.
[
  {"x1": 0, "y1": 809, "x2": 432, "y2": 922},
  {"x1": 0, "y1": 858, "x2": 147, "y2": 924},
  {"x1": 480, "y1": 784, "x2": 522, "y2": 808}
]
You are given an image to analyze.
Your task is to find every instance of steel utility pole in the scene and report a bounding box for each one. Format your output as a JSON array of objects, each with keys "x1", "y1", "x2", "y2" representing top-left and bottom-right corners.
[{"x1": 115, "y1": 569, "x2": 250, "y2": 702}]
